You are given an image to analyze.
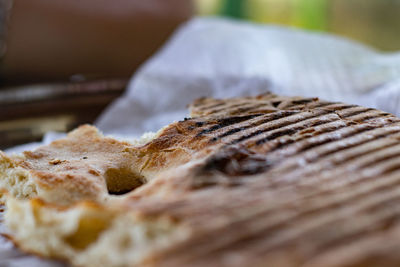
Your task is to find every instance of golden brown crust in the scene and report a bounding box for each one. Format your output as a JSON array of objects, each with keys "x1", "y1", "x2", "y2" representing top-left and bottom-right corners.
[
  {"x1": 0, "y1": 93, "x2": 334, "y2": 205},
  {"x1": 1, "y1": 125, "x2": 135, "y2": 204},
  {"x1": 4, "y1": 93, "x2": 400, "y2": 266}
]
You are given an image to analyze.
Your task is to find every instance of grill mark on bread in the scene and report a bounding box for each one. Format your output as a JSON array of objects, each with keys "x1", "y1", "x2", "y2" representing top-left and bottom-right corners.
[
  {"x1": 203, "y1": 101, "x2": 263, "y2": 115},
  {"x1": 288, "y1": 139, "x2": 400, "y2": 193},
  {"x1": 285, "y1": 160, "x2": 400, "y2": 216},
  {"x1": 253, "y1": 118, "x2": 340, "y2": 146},
  {"x1": 247, "y1": 193, "x2": 400, "y2": 259},
  {"x1": 377, "y1": 158, "x2": 400, "y2": 176},
  {"x1": 346, "y1": 110, "x2": 392, "y2": 122},
  {"x1": 195, "y1": 114, "x2": 263, "y2": 137},
  {"x1": 196, "y1": 102, "x2": 225, "y2": 111},
  {"x1": 283, "y1": 124, "x2": 377, "y2": 154},
  {"x1": 285, "y1": 101, "x2": 334, "y2": 110},
  {"x1": 319, "y1": 131, "x2": 400, "y2": 163},
  {"x1": 273, "y1": 156, "x2": 400, "y2": 213},
  {"x1": 226, "y1": 110, "x2": 334, "y2": 145},
  {"x1": 289, "y1": 98, "x2": 315, "y2": 105},
  {"x1": 356, "y1": 145, "x2": 400, "y2": 170},
  {"x1": 202, "y1": 97, "x2": 320, "y2": 116},
  {"x1": 194, "y1": 117, "x2": 395, "y2": 183},
  {"x1": 220, "y1": 104, "x2": 361, "y2": 145},
  {"x1": 192, "y1": 115, "x2": 399, "y2": 187},
  {"x1": 255, "y1": 132, "x2": 400, "y2": 197},
  {"x1": 240, "y1": 105, "x2": 280, "y2": 114},
  {"x1": 306, "y1": 209, "x2": 400, "y2": 263},
  {"x1": 291, "y1": 141, "x2": 400, "y2": 190},
  {"x1": 193, "y1": 166, "x2": 400, "y2": 254},
  {"x1": 265, "y1": 122, "x2": 397, "y2": 171},
  {"x1": 313, "y1": 103, "x2": 356, "y2": 110},
  {"x1": 237, "y1": 123, "x2": 397, "y2": 188},
  {"x1": 233, "y1": 112, "x2": 343, "y2": 146},
  {"x1": 272, "y1": 127, "x2": 400, "y2": 179},
  {"x1": 256, "y1": 113, "x2": 398, "y2": 156},
  {"x1": 263, "y1": 120, "x2": 352, "y2": 152},
  {"x1": 223, "y1": 104, "x2": 357, "y2": 148},
  {"x1": 333, "y1": 106, "x2": 374, "y2": 117},
  {"x1": 204, "y1": 107, "x2": 388, "y2": 159},
  {"x1": 210, "y1": 110, "x2": 299, "y2": 140},
  {"x1": 273, "y1": 98, "x2": 317, "y2": 109},
  {"x1": 226, "y1": 104, "x2": 274, "y2": 115},
  {"x1": 255, "y1": 123, "x2": 347, "y2": 154},
  {"x1": 157, "y1": 173, "x2": 400, "y2": 266}
]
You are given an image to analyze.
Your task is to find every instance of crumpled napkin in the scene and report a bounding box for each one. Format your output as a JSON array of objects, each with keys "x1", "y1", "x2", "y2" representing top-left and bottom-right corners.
[
  {"x1": 3, "y1": 16, "x2": 400, "y2": 265},
  {"x1": 96, "y1": 17, "x2": 400, "y2": 137}
]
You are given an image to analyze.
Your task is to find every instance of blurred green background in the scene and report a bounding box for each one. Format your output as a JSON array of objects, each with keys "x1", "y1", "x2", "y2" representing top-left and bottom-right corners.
[{"x1": 196, "y1": 0, "x2": 400, "y2": 51}]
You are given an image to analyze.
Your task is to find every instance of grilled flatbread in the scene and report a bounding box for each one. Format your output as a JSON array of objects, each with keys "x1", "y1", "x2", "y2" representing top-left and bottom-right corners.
[
  {"x1": 4, "y1": 93, "x2": 400, "y2": 267},
  {"x1": 0, "y1": 93, "x2": 325, "y2": 204}
]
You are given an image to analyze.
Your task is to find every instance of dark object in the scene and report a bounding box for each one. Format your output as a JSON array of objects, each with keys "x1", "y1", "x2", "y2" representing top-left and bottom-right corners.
[{"x1": 0, "y1": 78, "x2": 128, "y2": 149}]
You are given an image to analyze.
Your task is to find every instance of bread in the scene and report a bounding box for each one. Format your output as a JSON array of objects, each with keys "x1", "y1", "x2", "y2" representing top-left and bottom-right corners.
[
  {"x1": 0, "y1": 93, "x2": 311, "y2": 205},
  {"x1": 3, "y1": 93, "x2": 400, "y2": 266}
]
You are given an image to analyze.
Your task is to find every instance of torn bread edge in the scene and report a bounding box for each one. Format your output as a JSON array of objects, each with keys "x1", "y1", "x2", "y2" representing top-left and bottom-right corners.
[
  {"x1": 4, "y1": 195, "x2": 190, "y2": 267},
  {"x1": 0, "y1": 126, "x2": 161, "y2": 205}
]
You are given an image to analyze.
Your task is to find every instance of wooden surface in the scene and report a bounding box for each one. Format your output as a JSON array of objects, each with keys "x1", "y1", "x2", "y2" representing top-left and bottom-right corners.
[{"x1": 0, "y1": 79, "x2": 128, "y2": 149}]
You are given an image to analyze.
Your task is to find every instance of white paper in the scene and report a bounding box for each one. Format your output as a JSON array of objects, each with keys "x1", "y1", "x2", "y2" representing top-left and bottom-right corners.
[
  {"x1": 3, "y1": 17, "x2": 400, "y2": 265},
  {"x1": 96, "y1": 17, "x2": 400, "y2": 136}
]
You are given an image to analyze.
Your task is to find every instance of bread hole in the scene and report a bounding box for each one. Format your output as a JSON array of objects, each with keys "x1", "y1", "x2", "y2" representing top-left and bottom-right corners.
[
  {"x1": 64, "y1": 215, "x2": 112, "y2": 250},
  {"x1": 17, "y1": 175, "x2": 25, "y2": 183},
  {"x1": 105, "y1": 167, "x2": 147, "y2": 195}
]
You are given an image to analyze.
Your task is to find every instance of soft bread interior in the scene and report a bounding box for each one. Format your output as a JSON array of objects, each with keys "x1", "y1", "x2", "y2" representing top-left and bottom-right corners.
[
  {"x1": 0, "y1": 152, "x2": 38, "y2": 203},
  {"x1": 121, "y1": 132, "x2": 159, "y2": 147},
  {"x1": 0, "y1": 127, "x2": 160, "y2": 205},
  {"x1": 5, "y1": 197, "x2": 188, "y2": 267}
]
